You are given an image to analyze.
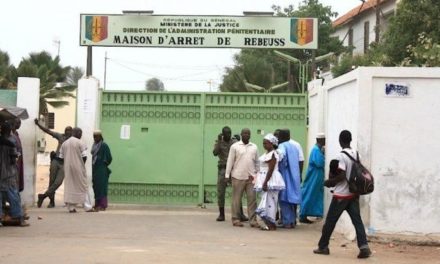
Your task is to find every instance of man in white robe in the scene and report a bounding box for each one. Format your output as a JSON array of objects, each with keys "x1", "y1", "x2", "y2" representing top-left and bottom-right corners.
[{"x1": 59, "y1": 127, "x2": 94, "y2": 213}]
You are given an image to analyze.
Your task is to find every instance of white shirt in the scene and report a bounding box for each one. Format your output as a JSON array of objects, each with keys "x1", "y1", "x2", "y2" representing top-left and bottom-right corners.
[
  {"x1": 289, "y1": 139, "x2": 304, "y2": 161},
  {"x1": 333, "y1": 148, "x2": 357, "y2": 197},
  {"x1": 225, "y1": 141, "x2": 259, "y2": 180}
]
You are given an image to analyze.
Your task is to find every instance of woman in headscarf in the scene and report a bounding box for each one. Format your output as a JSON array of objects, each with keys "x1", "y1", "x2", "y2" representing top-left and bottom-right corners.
[
  {"x1": 254, "y1": 133, "x2": 285, "y2": 231},
  {"x1": 91, "y1": 131, "x2": 113, "y2": 211}
]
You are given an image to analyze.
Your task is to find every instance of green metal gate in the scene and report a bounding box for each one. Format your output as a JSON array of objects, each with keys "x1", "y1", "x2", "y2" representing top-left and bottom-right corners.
[
  {"x1": 100, "y1": 91, "x2": 306, "y2": 205},
  {"x1": 0, "y1": 90, "x2": 17, "y2": 106}
]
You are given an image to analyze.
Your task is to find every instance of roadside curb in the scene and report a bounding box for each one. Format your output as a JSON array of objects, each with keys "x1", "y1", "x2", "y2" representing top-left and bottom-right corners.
[
  {"x1": 107, "y1": 203, "x2": 218, "y2": 212},
  {"x1": 369, "y1": 234, "x2": 440, "y2": 247}
]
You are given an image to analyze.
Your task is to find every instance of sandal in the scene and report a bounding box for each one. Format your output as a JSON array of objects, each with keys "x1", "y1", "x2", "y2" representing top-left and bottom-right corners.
[
  {"x1": 250, "y1": 223, "x2": 260, "y2": 228},
  {"x1": 232, "y1": 221, "x2": 244, "y2": 227},
  {"x1": 260, "y1": 225, "x2": 276, "y2": 231},
  {"x1": 260, "y1": 225, "x2": 270, "y2": 231}
]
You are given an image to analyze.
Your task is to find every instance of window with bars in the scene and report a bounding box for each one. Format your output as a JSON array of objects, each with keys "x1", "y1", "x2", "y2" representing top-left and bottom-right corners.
[
  {"x1": 364, "y1": 21, "x2": 370, "y2": 53},
  {"x1": 348, "y1": 28, "x2": 354, "y2": 54},
  {"x1": 46, "y1": 112, "x2": 55, "y2": 129}
]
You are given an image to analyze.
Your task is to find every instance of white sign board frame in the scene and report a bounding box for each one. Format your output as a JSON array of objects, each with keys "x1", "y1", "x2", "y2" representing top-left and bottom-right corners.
[{"x1": 80, "y1": 14, "x2": 318, "y2": 49}]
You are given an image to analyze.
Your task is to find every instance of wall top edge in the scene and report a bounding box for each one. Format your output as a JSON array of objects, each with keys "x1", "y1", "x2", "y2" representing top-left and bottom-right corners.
[
  {"x1": 322, "y1": 67, "x2": 440, "y2": 91},
  {"x1": 101, "y1": 91, "x2": 307, "y2": 97}
]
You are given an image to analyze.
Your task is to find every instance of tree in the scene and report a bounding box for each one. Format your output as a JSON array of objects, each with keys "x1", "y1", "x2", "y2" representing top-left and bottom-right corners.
[
  {"x1": 0, "y1": 50, "x2": 16, "y2": 89},
  {"x1": 378, "y1": 0, "x2": 440, "y2": 66},
  {"x1": 403, "y1": 33, "x2": 440, "y2": 67},
  {"x1": 66, "y1": 66, "x2": 85, "y2": 86},
  {"x1": 219, "y1": 0, "x2": 343, "y2": 92},
  {"x1": 331, "y1": 0, "x2": 440, "y2": 77},
  {"x1": 145, "y1": 78, "x2": 165, "y2": 91},
  {"x1": 220, "y1": 50, "x2": 288, "y2": 92},
  {"x1": 15, "y1": 51, "x2": 75, "y2": 114},
  {"x1": 272, "y1": 0, "x2": 344, "y2": 58}
]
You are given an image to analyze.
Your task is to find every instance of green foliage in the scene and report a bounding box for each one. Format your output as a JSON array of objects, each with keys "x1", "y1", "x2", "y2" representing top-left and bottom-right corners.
[
  {"x1": 331, "y1": 0, "x2": 440, "y2": 77},
  {"x1": 220, "y1": 0, "x2": 343, "y2": 92},
  {"x1": 66, "y1": 66, "x2": 85, "y2": 86},
  {"x1": 402, "y1": 33, "x2": 440, "y2": 67},
  {"x1": 16, "y1": 51, "x2": 74, "y2": 114},
  {"x1": 145, "y1": 77, "x2": 165, "y2": 91},
  {"x1": 0, "y1": 50, "x2": 16, "y2": 89},
  {"x1": 378, "y1": 0, "x2": 440, "y2": 66},
  {"x1": 273, "y1": 0, "x2": 344, "y2": 57},
  {"x1": 331, "y1": 54, "x2": 372, "y2": 78}
]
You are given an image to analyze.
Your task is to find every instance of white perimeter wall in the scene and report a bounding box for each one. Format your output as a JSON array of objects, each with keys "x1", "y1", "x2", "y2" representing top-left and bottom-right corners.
[
  {"x1": 17, "y1": 78, "x2": 40, "y2": 205},
  {"x1": 76, "y1": 77, "x2": 101, "y2": 204},
  {"x1": 310, "y1": 67, "x2": 440, "y2": 237},
  {"x1": 307, "y1": 80, "x2": 323, "y2": 153},
  {"x1": 369, "y1": 71, "x2": 440, "y2": 234}
]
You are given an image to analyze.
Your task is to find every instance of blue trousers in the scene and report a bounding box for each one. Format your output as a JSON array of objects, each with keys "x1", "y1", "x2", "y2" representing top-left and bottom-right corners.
[
  {"x1": 0, "y1": 187, "x2": 23, "y2": 218},
  {"x1": 279, "y1": 201, "x2": 297, "y2": 226}
]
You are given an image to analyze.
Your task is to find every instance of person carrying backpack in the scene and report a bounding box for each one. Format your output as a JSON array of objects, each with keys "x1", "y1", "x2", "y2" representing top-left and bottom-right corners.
[{"x1": 313, "y1": 130, "x2": 372, "y2": 259}]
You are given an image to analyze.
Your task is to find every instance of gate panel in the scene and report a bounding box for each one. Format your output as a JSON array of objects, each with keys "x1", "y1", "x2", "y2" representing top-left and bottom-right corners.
[
  {"x1": 0, "y1": 90, "x2": 17, "y2": 106},
  {"x1": 100, "y1": 91, "x2": 307, "y2": 205},
  {"x1": 101, "y1": 92, "x2": 203, "y2": 204},
  {"x1": 202, "y1": 93, "x2": 307, "y2": 204}
]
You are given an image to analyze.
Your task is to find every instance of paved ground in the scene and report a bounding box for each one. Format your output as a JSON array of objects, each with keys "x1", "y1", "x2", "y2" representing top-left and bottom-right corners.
[{"x1": 0, "y1": 166, "x2": 439, "y2": 264}]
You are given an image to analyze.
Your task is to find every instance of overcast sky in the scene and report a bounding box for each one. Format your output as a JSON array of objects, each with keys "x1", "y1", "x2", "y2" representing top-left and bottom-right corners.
[{"x1": 1, "y1": 0, "x2": 360, "y2": 92}]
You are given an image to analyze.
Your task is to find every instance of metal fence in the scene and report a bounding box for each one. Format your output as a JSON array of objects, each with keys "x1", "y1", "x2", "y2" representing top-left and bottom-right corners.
[{"x1": 100, "y1": 91, "x2": 307, "y2": 205}]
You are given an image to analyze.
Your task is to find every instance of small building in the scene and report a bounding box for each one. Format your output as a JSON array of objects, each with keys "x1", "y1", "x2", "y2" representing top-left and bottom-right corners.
[
  {"x1": 37, "y1": 96, "x2": 76, "y2": 165},
  {"x1": 332, "y1": 0, "x2": 398, "y2": 55}
]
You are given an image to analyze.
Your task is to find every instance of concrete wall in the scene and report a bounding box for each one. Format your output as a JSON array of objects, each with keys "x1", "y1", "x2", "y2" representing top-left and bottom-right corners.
[
  {"x1": 307, "y1": 79, "x2": 325, "y2": 153},
  {"x1": 16, "y1": 78, "x2": 40, "y2": 206},
  {"x1": 76, "y1": 77, "x2": 101, "y2": 204},
  {"x1": 309, "y1": 67, "x2": 440, "y2": 237}
]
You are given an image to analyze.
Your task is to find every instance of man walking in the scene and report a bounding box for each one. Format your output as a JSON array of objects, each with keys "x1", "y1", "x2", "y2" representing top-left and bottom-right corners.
[
  {"x1": 314, "y1": 130, "x2": 371, "y2": 259},
  {"x1": 59, "y1": 127, "x2": 94, "y2": 213},
  {"x1": 225, "y1": 128, "x2": 259, "y2": 227},
  {"x1": 35, "y1": 119, "x2": 72, "y2": 208},
  {"x1": 300, "y1": 133, "x2": 325, "y2": 223}
]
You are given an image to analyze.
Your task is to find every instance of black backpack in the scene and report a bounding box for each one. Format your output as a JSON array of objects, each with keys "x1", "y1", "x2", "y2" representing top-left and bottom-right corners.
[{"x1": 341, "y1": 151, "x2": 374, "y2": 195}]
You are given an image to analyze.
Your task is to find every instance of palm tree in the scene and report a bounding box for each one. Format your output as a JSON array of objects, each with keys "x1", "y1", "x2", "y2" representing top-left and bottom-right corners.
[
  {"x1": 15, "y1": 51, "x2": 76, "y2": 114},
  {"x1": 0, "y1": 50, "x2": 16, "y2": 89},
  {"x1": 66, "y1": 66, "x2": 85, "y2": 86}
]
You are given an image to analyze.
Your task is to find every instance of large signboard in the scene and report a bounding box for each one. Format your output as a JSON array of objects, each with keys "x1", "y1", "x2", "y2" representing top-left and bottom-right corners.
[{"x1": 80, "y1": 14, "x2": 318, "y2": 49}]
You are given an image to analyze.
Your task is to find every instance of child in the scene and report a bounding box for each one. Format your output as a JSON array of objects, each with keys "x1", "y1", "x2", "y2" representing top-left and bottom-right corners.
[
  {"x1": 329, "y1": 159, "x2": 340, "y2": 178},
  {"x1": 324, "y1": 159, "x2": 341, "y2": 188}
]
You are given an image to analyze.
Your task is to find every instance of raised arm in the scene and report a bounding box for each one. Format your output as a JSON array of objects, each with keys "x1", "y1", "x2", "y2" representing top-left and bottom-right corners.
[{"x1": 34, "y1": 118, "x2": 56, "y2": 137}]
